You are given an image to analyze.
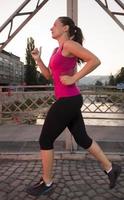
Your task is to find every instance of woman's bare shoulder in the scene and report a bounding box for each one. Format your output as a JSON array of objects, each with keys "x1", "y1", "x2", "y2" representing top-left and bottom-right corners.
[{"x1": 64, "y1": 40, "x2": 82, "y2": 50}]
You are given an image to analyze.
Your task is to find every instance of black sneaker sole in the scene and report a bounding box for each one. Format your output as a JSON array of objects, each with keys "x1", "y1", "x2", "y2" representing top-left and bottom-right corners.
[{"x1": 26, "y1": 184, "x2": 53, "y2": 196}]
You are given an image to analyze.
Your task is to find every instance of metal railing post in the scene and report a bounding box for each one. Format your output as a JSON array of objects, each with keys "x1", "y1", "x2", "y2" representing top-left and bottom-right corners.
[{"x1": 66, "y1": 0, "x2": 78, "y2": 151}]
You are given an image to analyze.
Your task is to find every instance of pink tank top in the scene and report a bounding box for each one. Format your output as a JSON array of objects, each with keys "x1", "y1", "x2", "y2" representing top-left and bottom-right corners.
[{"x1": 49, "y1": 46, "x2": 80, "y2": 99}]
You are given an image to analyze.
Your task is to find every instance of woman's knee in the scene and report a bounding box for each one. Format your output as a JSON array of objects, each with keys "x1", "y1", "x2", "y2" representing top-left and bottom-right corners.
[
  {"x1": 75, "y1": 136, "x2": 93, "y2": 149},
  {"x1": 39, "y1": 135, "x2": 54, "y2": 150}
]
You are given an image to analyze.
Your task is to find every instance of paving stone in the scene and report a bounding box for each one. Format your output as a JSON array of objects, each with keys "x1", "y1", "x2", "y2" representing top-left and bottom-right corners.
[
  {"x1": 67, "y1": 192, "x2": 75, "y2": 198},
  {"x1": 81, "y1": 196, "x2": 89, "y2": 200},
  {"x1": 86, "y1": 189, "x2": 96, "y2": 197},
  {"x1": 92, "y1": 197, "x2": 105, "y2": 200},
  {"x1": 0, "y1": 158, "x2": 124, "y2": 200}
]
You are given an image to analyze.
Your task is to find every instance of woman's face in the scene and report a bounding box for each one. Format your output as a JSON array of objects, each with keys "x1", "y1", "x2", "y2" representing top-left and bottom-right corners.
[{"x1": 50, "y1": 19, "x2": 68, "y2": 39}]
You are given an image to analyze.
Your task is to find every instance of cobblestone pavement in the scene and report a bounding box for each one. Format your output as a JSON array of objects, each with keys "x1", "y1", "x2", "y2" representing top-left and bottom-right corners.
[{"x1": 0, "y1": 158, "x2": 124, "y2": 200}]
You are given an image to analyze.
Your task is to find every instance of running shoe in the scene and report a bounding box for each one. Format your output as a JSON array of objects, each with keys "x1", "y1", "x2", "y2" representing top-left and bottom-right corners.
[
  {"x1": 105, "y1": 163, "x2": 121, "y2": 189},
  {"x1": 26, "y1": 177, "x2": 53, "y2": 196}
]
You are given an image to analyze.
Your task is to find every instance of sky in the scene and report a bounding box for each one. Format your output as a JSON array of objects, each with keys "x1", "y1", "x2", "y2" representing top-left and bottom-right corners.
[{"x1": 0, "y1": 0, "x2": 124, "y2": 76}]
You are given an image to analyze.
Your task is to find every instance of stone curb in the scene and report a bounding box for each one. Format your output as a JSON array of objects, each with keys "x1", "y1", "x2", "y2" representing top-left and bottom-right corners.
[{"x1": 0, "y1": 151, "x2": 123, "y2": 161}]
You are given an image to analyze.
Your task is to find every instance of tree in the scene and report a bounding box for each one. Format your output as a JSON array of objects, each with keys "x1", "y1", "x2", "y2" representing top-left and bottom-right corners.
[
  {"x1": 108, "y1": 74, "x2": 115, "y2": 86},
  {"x1": 25, "y1": 37, "x2": 38, "y2": 85},
  {"x1": 25, "y1": 37, "x2": 36, "y2": 67},
  {"x1": 24, "y1": 37, "x2": 52, "y2": 87},
  {"x1": 95, "y1": 80, "x2": 103, "y2": 86},
  {"x1": 38, "y1": 73, "x2": 50, "y2": 85},
  {"x1": 115, "y1": 67, "x2": 124, "y2": 84}
]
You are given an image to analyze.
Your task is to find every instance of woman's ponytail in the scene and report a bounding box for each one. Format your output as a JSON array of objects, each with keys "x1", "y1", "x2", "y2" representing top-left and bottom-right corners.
[{"x1": 73, "y1": 26, "x2": 83, "y2": 46}]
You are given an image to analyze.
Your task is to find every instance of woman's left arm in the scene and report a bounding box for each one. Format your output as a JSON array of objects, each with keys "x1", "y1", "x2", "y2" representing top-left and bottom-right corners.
[{"x1": 60, "y1": 40, "x2": 101, "y2": 85}]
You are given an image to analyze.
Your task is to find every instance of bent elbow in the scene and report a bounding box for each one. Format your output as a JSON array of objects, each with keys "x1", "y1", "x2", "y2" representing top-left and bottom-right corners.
[
  {"x1": 98, "y1": 59, "x2": 101, "y2": 66},
  {"x1": 95, "y1": 58, "x2": 101, "y2": 67}
]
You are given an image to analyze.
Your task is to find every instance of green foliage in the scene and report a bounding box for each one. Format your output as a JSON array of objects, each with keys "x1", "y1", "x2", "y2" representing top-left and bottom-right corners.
[
  {"x1": 108, "y1": 74, "x2": 116, "y2": 86},
  {"x1": 115, "y1": 67, "x2": 124, "y2": 84},
  {"x1": 24, "y1": 37, "x2": 52, "y2": 87},
  {"x1": 95, "y1": 80, "x2": 103, "y2": 86},
  {"x1": 108, "y1": 67, "x2": 124, "y2": 86},
  {"x1": 25, "y1": 37, "x2": 35, "y2": 67},
  {"x1": 38, "y1": 73, "x2": 52, "y2": 85},
  {"x1": 25, "y1": 37, "x2": 38, "y2": 85},
  {"x1": 25, "y1": 64, "x2": 38, "y2": 85}
]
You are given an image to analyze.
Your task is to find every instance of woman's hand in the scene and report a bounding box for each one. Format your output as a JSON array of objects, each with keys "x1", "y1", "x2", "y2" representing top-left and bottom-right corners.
[
  {"x1": 31, "y1": 47, "x2": 41, "y2": 61},
  {"x1": 60, "y1": 75, "x2": 76, "y2": 85}
]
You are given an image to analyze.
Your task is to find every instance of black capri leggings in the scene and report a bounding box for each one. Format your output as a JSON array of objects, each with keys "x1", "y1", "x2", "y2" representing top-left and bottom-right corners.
[{"x1": 39, "y1": 94, "x2": 92, "y2": 150}]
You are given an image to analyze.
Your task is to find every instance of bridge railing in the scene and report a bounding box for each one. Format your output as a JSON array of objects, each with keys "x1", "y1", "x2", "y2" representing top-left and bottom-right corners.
[
  {"x1": 0, "y1": 85, "x2": 124, "y2": 151},
  {"x1": 0, "y1": 85, "x2": 124, "y2": 124}
]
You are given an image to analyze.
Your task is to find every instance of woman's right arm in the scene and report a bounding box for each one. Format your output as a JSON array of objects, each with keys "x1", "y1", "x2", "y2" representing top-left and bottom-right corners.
[{"x1": 31, "y1": 48, "x2": 51, "y2": 80}]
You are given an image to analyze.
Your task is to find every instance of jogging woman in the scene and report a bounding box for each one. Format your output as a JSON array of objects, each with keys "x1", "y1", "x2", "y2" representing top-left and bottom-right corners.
[{"x1": 27, "y1": 16, "x2": 121, "y2": 196}]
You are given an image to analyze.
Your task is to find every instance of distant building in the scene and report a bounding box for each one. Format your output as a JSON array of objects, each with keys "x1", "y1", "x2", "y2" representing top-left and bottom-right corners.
[{"x1": 0, "y1": 50, "x2": 24, "y2": 85}]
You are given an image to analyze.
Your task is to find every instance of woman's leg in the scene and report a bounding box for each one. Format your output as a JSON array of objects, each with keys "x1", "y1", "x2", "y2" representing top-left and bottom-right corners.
[
  {"x1": 40, "y1": 149, "x2": 54, "y2": 184},
  {"x1": 68, "y1": 111, "x2": 121, "y2": 189},
  {"x1": 26, "y1": 99, "x2": 70, "y2": 196},
  {"x1": 39, "y1": 98, "x2": 73, "y2": 184},
  {"x1": 68, "y1": 111, "x2": 112, "y2": 171},
  {"x1": 87, "y1": 140, "x2": 112, "y2": 171},
  {"x1": 39, "y1": 96, "x2": 83, "y2": 185}
]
